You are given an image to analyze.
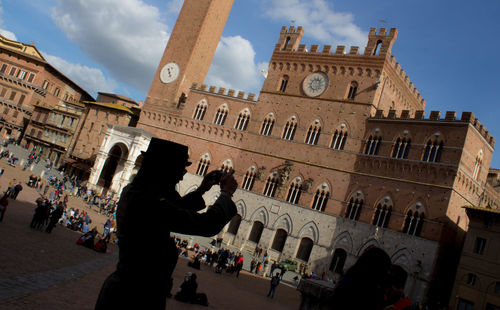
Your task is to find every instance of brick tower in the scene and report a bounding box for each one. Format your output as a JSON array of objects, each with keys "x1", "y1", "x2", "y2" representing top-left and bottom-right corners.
[{"x1": 139, "y1": 0, "x2": 233, "y2": 125}]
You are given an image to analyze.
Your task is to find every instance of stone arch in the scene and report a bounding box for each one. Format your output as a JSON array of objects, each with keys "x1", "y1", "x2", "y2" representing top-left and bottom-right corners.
[
  {"x1": 346, "y1": 188, "x2": 365, "y2": 202},
  {"x1": 332, "y1": 231, "x2": 354, "y2": 253},
  {"x1": 272, "y1": 213, "x2": 293, "y2": 234},
  {"x1": 373, "y1": 194, "x2": 394, "y2": 208},
  {"x1": 220, "y1": 158, "x2": 234, "y2": 172},
  {"x1": 403, "y1": 200, "x2": 427, "y2": 216},
  {"x1": 298, "y1": 221, "x2": 319, "y2": 244},
  {"x1": 250, "y1": 206, "x2": 269, "y2": 227},
  {"x1": 234, "y1": 199, "x2": 247, "y2": 219},
  {"x1": 390, "y1": 248, "x2": 412, "y2": 273},
  {"x1": 98, "y1": 142, "x2": 129, "y2": 190},
  {"x1": 356, "y1": 238, "x2": 381, "y2": 256}
]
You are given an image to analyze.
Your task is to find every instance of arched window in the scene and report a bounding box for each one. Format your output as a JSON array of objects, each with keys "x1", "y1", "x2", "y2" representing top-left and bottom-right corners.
[
  {"x1": 296, "y1": 237, "x2": 313, "y2": 262},
  {"x1": 373, "y1": 40, "x2": 382, "y2": 56},
  {"x1": 286, "y1": 177, "x2": 302, "y2": 204},
  {"x1": 271, "y1": 229, "x2": 287, "y2": 252},
  {"x1": 423, "y1": 139, "x2": 443, "y2": 163},
  {"x1": 329, "y1": 248, "x2": 347, "y2": 274},
  {"x1": 279, "y1": 75, "x2": 289, "y2": 92},
  {"x1": 365, "y1": 135, "x2": 382, "y2": 155},
  {"x1": 472, "y1": 150, "x2": 483, "y2": 180},
  {"x1": 282, "y1": 116, "x2": 297, "y2": 141},
  {"x1": 213, "y1": 104, "x2": 228, "y2": 126},
  {"x1": 242, "y1": 166, "x2": 256, "y2": 191},
  {"x1": 220, "y1": 159, "x2": 233, "y2": 173},
  {"x1": 373, "y1": 202, "x2": 392, "y2": 228},
  {"x1": 260, "y1": 113, "x2": 275, "y2": 136},
  {"x1": 347, "y1": 81, "x2": 358, "y2": 99},
  {"x1": 345, "y1": 198, "x2": 362, "y2": 221},
  {"x1": 283, "y1": 36, "x2": 291, "y2": 50},
  {"x1": 305, "y1": 120, "x2": 321, "y2": 145},
  {"x1": 227, "y1": 214, "x2": 242, "y2": 235},
  {"x1": 248, "y1": 221, "x2": 264, "y2": 243},
  {"x1": 312, "y1": 184, "x2": 329, "y2": 212},
  {"x1": 196, "y1": 154, "x2": 210, "y2": 176},
  {"x1": 331, "y1": 130, "x2": 348, "y2": 150},
  {"x1": 263, "y1": 173, "x2": 279, "y2": 197},
  {"x1": 402, "y1": 210, "x2": 424, "y2": 236},
  {"x1": 392, "y1": 137, "x2": 411, "y2": 159},
  {"x1": 235, "y1": 109, "x2": 250, "y2": 131},
  {"x1": 193, "y1": 100, "x2": 207, "y2": 120}
]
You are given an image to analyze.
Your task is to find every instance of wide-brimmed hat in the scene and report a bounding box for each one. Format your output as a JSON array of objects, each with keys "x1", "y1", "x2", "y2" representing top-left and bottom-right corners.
[{"x1": 142, "y1": 138, "x2": 192, "y2": 167}]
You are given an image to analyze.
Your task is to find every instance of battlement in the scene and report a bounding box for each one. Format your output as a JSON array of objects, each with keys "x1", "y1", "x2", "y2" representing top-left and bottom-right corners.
[
  {"x1": 272, "y1": 25, "x2": 424, "y2": 108},
  {"x1": 280, "y1": 26, "x2": 304, "y2": 35},
  {"x1": 371, "y1": 110, "x2": 495, "y2": 147},
  {"x1": 388, "y1": 56, "x2": 426, "y2": 107},
  {"x1": 368, "y1": 27, "x2": 397, "y2": 37},
  {"x1": 190, "y1": 83, "x2": 257, "y2": 102}
]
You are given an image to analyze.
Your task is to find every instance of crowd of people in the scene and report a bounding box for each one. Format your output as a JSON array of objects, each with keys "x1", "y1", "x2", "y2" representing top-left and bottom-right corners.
[{"x1": 174, "y1": 237, "x2": 245, "y2": 277}]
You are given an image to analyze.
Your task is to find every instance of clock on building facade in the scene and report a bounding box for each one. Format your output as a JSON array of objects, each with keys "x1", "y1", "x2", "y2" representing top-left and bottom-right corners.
[
  {"x1": 303, "y1": 72, "x2": 329, "y2": 97},
  {"x1": 159, "y1": 62, "x2": 180, "y2": 84}
]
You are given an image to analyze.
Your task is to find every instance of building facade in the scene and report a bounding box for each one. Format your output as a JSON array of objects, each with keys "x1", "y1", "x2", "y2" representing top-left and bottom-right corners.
[
  {"x1": 450, "y1": 207, "x2": 500, "y2": 310},
  {"x1": 0, "y1": 34, "x2": 93, "y2": 163},
  {"x1": 65, "y1": 92, "x2": 140, "y2": 180},
  {"x1": 87, "y1": 0, "x2": 499, "y2": 304}
]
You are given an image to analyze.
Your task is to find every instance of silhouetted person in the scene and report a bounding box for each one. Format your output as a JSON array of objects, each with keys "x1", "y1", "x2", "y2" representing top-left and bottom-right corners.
[
  {"x1": 95, "y1": 138, "x2": 237, "y2": 310},
  {"x1": 328, "y1": 247, "x2": 392, "y2": 310},
  {"x1": 45, "y1": 203, "x2": 64, "y2": 233},
  {"x1": 175, "y1": 272, "x2": 208, "y2": 306}
]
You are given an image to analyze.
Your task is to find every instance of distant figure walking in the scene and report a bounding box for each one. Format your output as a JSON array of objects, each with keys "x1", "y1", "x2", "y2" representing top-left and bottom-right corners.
[{"x1": 267, "y1": 272, "x2": 281, "y2": 298}]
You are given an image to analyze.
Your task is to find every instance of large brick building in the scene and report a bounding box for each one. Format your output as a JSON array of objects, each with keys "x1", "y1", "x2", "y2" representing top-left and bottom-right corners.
[
  {"x1": 87, "y1": 0, "x2": 499, "y2": 304},
  {"x1": 0, "y1": 34, "x2": 94, "y2": 162}
]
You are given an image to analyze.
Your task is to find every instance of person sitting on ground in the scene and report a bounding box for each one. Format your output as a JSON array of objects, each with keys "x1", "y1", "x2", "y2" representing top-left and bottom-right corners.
[
  {"x1": 94, "y1": 236, "x2": 108, "y2": 253},
  {"x1": 77, "y1": 227, "x2": 98, "y2": 248},
  {"x1": 174, "y1": 272, "x2": 208, "y2": 307}
]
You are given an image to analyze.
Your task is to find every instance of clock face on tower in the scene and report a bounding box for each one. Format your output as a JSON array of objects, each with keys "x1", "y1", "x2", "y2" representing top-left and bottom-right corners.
[
  {"x1": 159, "y1": 62, "x2": 180, "y2": 84},
  {"x1": 303, "y1": 72, "x2": 329, "y2": 97}
]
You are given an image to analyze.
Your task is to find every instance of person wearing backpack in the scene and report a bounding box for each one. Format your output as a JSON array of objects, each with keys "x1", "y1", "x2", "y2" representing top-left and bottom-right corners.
[{"x1": 267, "y1": 272, "x2": 281, "y2": 298}]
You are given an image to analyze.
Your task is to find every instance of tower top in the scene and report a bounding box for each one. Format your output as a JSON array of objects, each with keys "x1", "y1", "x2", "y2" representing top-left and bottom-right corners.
[
  {"x1": 364, "y1": 28, "x2": 398, "y2": 57},
  {"x1": 141, "y1": 0, "x2": 234, "y2": 118}
]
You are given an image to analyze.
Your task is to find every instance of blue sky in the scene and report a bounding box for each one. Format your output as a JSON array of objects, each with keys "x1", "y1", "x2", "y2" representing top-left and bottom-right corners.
[{"x1": 1, "y1": 0, "x2": 499, "y2": 168}]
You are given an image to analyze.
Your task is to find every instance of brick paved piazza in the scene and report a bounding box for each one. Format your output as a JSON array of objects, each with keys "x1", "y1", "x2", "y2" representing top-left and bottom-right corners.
[{"x1": 0, "y1": 164, "x2": 301, "y2": 309}]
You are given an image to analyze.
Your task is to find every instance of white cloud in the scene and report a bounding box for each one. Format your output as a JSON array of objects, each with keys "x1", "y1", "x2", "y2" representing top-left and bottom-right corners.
[
  {"x1": 44, "y1": 54, "x2": 118, "y2": 96},
  {"x1": 264, "y1": 0, "x2": 367, "y2": 47},
  {"x1": 50, "y1": 0, "x2": 169, "y2": 94},
  {"x1": 206, "y1": 36, "x2": 266, "y2": 95},
  {"x1": 0, "y1": 29, "x2": 16, "y2": 40},
  {"x1": 50, "y1": 0, "x2": 264, "y2": 97}
]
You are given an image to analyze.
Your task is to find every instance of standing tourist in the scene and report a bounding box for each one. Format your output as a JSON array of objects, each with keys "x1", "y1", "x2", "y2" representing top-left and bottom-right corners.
[
  {"x1": 267, "y1": 272, "x2": 281, "y2": 298},
  {"x1": 95, "y1": 138, "x2": 237, "y2": 310},
  {"x1": 45, "y1": 203, "x2": 64, "y2": 233}
]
